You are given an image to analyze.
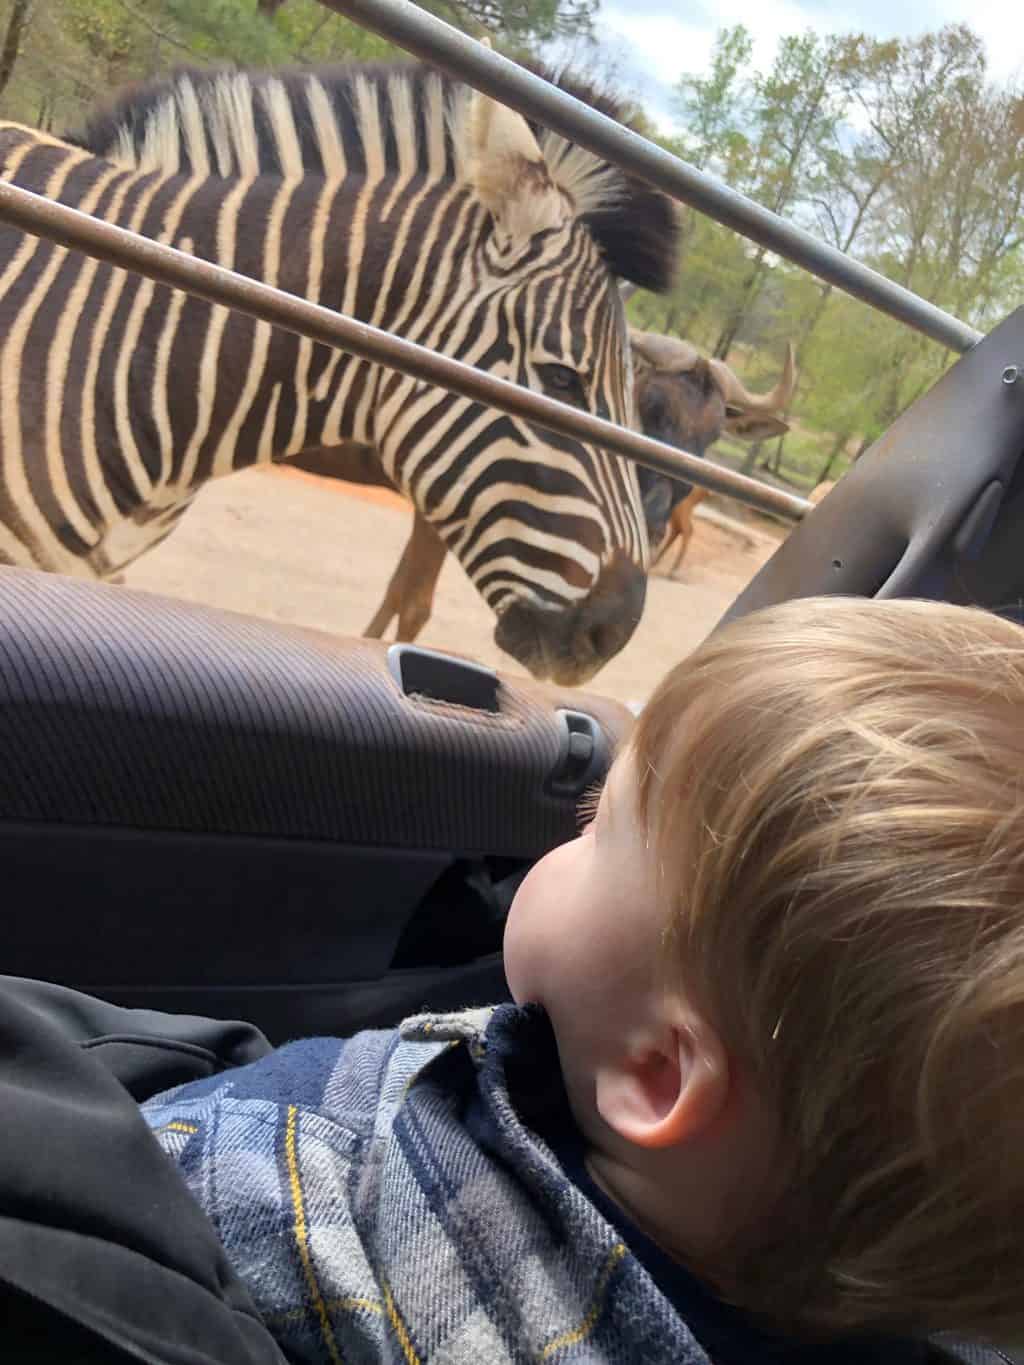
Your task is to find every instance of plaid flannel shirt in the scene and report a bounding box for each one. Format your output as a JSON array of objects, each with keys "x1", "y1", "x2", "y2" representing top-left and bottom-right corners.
[{"x1": 141, "y1": 1002, "x2": 712, "y2": 1365}]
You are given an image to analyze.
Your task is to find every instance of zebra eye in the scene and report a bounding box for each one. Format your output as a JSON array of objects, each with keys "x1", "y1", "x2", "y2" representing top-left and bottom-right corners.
[{"x1": 538, "y1": 364, "x2": 587, "y2": 406}]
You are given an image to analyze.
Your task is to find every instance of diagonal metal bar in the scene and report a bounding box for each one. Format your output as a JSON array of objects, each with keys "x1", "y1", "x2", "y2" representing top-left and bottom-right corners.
[
  {"x1": 0, "y1": 179, "x2": 811, "y2": 521},
  {"x1": 318, "y1": 0, "x2": 983, "y2": 355}
]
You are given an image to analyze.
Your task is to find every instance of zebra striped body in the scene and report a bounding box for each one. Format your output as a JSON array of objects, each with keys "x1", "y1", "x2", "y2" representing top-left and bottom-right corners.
[
  {"x1": 0, "y1": 121, "x2": 386, "y2": 577},
  {"x1": 0, "y1": 64, "x2": 676, "y2": 683}
]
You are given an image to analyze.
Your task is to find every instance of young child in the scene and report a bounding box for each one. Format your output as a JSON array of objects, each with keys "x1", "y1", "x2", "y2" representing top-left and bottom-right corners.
[{"x1": 141, "y1": 596, "x2": 1024, "y2": 1364}]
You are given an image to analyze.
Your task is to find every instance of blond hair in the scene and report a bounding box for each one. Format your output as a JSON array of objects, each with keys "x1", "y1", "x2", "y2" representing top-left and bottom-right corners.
[{"x1": 632, "y1": 596, "x2": 1024, "y2": 1342}]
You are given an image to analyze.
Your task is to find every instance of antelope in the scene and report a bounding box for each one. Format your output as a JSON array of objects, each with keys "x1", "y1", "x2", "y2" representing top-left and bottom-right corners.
[{"x1": 628, "y1": 331, "x2": 797, "y2": 578}]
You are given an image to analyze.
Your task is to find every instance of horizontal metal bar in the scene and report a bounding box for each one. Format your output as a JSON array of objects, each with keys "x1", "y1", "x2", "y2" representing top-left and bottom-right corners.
[
  {"x1": 0, "y1": 179, "x2": 810, "y2": 522},
  {"x1": 319, "y1": 0, "x2": 983, "y2": 355}
]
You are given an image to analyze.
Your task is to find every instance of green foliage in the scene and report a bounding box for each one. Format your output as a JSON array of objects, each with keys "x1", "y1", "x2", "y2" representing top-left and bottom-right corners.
[
  {"x1": 673, "y1": 24, "x2": 752, "y2": 175},
  {"x1": 0, "y1": 3, "x2": 1018, "y2": 489},
  {"x1": 0, "y1": 0, "x2": 594, "y2": 131},
  {"x1": 429, "y1": 0, "x2": 597, "y2": 44},
  {"x1": 633, "y1": 21, "x2": 1024, "y2": 487},
  {"x1": 62, "y1": 0, "x2": 136, "y2": 64}
]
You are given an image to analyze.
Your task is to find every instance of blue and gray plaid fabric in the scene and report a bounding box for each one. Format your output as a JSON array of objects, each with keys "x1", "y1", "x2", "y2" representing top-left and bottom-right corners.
[{"x1": 141, "y1": 1003, "x2": 711, "y2": 1365}]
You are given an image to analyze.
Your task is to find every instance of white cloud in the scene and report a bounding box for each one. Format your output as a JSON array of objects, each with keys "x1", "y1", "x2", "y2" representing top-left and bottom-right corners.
[
  {"x1": 598, "y1": 9, "x2": 715, "y2": 91},
  {"x1": 592, "y1": 0, "x2": 1024, "y2": 136},
  {"x1": 955, "y1": 1, "x2": 1024, "y2": 84},
  {"x1": 598, "y1": 0, "x2": 840, "y2": 130}
]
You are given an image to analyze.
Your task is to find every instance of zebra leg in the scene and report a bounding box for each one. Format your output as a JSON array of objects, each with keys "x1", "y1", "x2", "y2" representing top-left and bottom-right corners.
[
  {"x1": 364, "y1": 511, "x2": 447, "y2": 643},
  {"x1": 650, "y1": 527, "x2": 676, "y2": 571},
  {"x1": 668, "y1": 531, "x2": 690, "y2": 578},
  {"x1": 668, "y1": 487, "x2": 709, "y2": 578},
  {"x1": 395, "y1": 516, "x2": 447, "y2": 642}
]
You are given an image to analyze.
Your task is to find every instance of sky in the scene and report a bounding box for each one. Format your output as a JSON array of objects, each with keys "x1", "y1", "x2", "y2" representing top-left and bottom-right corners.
[{"x1": 586, "y1": 0, "x2": 1024, "y2": 132}]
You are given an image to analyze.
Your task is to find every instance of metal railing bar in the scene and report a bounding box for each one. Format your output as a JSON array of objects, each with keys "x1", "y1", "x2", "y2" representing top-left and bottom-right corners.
[
  {"x1": 0, "y1": 180, "x2": 811, "y2": 522},
  {"x1": 318, "y1": 0, "x2": 983, "y2": 355}
]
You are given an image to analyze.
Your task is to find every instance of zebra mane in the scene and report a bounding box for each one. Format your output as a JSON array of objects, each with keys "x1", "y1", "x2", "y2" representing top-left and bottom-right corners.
[{"x1": 67, "y1": 61, "x2": 678, "y2": 293}]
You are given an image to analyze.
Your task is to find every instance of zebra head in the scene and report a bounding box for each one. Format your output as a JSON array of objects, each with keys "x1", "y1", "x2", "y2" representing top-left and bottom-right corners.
[{"x1": 369, "y1": 85, "x2": 673, "y2": 685}]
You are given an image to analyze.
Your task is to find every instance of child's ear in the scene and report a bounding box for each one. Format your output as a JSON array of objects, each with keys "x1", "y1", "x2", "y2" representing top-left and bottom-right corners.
[{"x1": 594, "y1": 1013, "x2": 728, "y2": 1149}]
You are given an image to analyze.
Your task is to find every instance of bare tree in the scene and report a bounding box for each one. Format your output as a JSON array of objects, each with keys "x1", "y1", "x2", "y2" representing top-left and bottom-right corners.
[{"x1": 0, "y1": 0, "x2": 32, "y2": 102}]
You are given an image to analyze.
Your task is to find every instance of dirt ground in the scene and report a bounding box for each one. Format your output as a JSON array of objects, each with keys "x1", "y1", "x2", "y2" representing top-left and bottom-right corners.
[{"x1": 121, "y1": 466, "x2": 783, "y2": 710}]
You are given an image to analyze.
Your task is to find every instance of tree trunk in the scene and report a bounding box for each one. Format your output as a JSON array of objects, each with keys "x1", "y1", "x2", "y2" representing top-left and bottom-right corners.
[
  {"x1": 875, "y1": 363, "x2": 909, "y2": 433},
  {"x1": 713, "y1": 313, "x2": 743, "y2": 363},
  {"x1": 661, "y1": 303, "x2": 682, "y2": 335},
  {"x1": 0, "y1": 0, "x2": 31, "y2": 103},
  {"x1": 677, "y1": 281, "x2": 714, "y2": 340},
  {"x1": 768, "y1": 433, "x2": 786, "y2": 475},
  {"x1": 713, "y1": 249, "x2": 768, "y2": 359},
  {"x1": 740, "y1": 441, "x2": 763, "y2": 477},
  {"x1": 815, "y1": 429, "x2": 851, "y2": 485}
]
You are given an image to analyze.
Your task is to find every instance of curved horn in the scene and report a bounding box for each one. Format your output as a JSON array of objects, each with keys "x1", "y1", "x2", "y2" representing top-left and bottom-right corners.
[
  {"x1": 628, "y1": 328, "x2": 701, "y2": 373},
  {"x1": 709, "y1": 341, "x2": 798, "y2": 414}
]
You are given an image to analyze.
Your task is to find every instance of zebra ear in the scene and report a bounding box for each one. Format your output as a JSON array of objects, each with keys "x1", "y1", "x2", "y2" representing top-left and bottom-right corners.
[{"x1": 467, "y1": 89, "x2": 568, "y2": 245}]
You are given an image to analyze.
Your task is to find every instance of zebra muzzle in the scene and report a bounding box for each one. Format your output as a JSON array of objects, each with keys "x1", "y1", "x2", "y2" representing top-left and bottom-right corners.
[{"x1": 493, "y1": 553, "x2": 647, "y2": 685}]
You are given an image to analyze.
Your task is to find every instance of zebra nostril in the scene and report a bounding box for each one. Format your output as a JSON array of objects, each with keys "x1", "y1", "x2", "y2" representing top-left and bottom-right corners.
[{"x1": 586, "y1": 622, "x2": 616, "y2": 659}]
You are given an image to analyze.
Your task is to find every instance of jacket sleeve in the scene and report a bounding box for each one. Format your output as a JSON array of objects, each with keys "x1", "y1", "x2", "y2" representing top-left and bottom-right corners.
[{"x1": 0, "y1": 976, "x2": 286, "y2": 1365}]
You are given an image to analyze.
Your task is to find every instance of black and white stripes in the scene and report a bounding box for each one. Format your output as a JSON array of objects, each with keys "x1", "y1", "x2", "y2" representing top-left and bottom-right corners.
[{"x1": 0, "y1": 61, "x2": 677, "y2": 679}]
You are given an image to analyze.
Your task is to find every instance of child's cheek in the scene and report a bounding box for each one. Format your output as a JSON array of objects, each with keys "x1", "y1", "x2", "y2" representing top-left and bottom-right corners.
[{"x1": 502, "y1": 846, "x2": 570, "y2": 1003}]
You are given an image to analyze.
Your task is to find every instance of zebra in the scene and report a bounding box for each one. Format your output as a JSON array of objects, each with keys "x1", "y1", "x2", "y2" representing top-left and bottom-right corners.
[
  {"x1": 0, "y1": 60, "x2": 681, "y2": 686},
  {"x1": 282, "y1": 332, "x2": 797, "y2": 641}
]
